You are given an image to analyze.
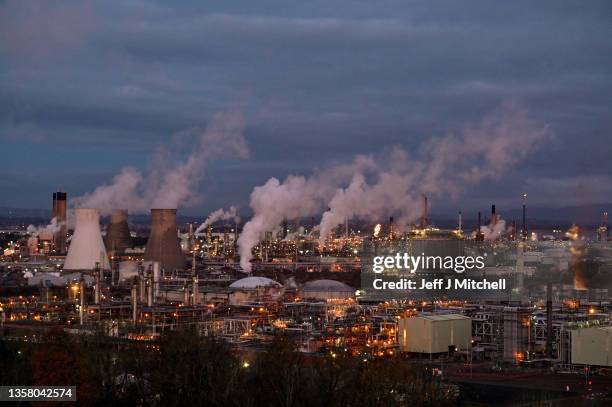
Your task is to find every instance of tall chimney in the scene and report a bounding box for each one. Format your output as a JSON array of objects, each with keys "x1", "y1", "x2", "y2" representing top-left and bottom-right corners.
[
  {"x1": 476, "y1": 212, "x2": 484, "y2": 241},
  {"x1": 491, "y1": 204, "x2": 497, "y2": 226},
  {"x1": 131, "y1": 281, "x2": 138, "y2": 324},
  {"x1": 144, "y1": 209, "x2": 186, "y2": 272},
  {"x1": 64, "y1": 209, "x2": 110, "y2": 271},
  {"x1": 522, "y1": 193, "x2": 527, "y2": 241},
  {"x1": 546, "y1": 282, "x2": 553, "y2": 359},
  {"x1": 192, "y1": 274, "x2": 199, "y2": 305},
  {"x1": 79, "y1": 278, "x2": 85, "y2": 325},
  {"x1": 52, "y1": 191, "x2": 67, "y2": 253},
  {"x1": 458, "y1": 211, "x2": 463, "y2": 232},
  {"x1": 94, "y1": 267, "x2": 101, "y2": 304},
  {"x1": 104, "y1": 210, "x2": 132, "y2": 254}
]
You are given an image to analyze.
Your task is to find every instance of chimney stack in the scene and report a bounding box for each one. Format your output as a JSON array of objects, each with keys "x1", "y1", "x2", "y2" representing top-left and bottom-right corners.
[
  {"x1": 491, "y1": 204, "x2": 497, "y2": 226},
  {"x1": 144, "y1": 209, "x2": 186, "y2": 272},
  {"x1": 131, "y1": 281, "x2": 138, "y2": 324},
  {"x1": 104, "y1": 210, "x2": 133, "y2": 254},
  {"x1": 64, "y1": 209, "x2": 110, "y2": 271},
  {"x1": 546, "y1": 282, "x2": 553, "y2": 359},
  {"x1": 52, "y1": 191, "x2": 67, "y2": 253},
  {"x1": 476, "y1": 212, "x2": 484, "y2": 241}
]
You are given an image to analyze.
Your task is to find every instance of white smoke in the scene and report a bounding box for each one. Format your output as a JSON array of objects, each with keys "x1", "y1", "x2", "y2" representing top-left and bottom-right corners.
[
  {"x1": 238, "y1": 105, "x2": 550, "y2": 271},
  {"x1": 479, "y1": 218, "x2": 511, "y2": 241},
  {"x1": 195, "y1": 205, "x2": 240, "y2": 234},
  {"x1": 27, "y1": 217, "x2": 61, "y2": 237},
  {"x1": 237, "y1": 157, "x2": 376, "y2": 271},
  {"x1": 73, "y1": 112, "x2": 248, "y2": 214},
  {"x1": 318, "y1": 104, "x2": 550, "y2": 243}
]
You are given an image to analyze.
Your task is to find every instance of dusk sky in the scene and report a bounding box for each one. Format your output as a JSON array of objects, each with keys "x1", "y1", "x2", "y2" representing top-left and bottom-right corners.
[{"x1": 1, "y1": 1, "x2": 612, "y2": 216}]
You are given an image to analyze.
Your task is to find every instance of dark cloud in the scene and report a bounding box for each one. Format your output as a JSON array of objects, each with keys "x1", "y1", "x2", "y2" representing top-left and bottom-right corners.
[{"x1": 1, "y1": 0, "x2": 611, "y2": 213}]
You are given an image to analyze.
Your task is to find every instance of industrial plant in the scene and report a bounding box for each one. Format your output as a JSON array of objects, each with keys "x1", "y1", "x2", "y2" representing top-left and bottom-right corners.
[{"x1": 1, "y1": 190, "x2": 612, "y2": 404}]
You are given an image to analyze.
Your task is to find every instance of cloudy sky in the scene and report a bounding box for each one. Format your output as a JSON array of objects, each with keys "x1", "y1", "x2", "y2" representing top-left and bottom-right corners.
[{"x1": 1, "y1": 1, "x2": 611, "y2": 216}]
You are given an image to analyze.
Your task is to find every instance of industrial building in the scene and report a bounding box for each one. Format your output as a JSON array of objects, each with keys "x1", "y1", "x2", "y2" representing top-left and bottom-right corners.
[
  {"x1": 570, "y1": 325, "x2": 612, "y2": 367},
  {"x1": 398, "y1": 314, "x2": 471, "y2": 354}
]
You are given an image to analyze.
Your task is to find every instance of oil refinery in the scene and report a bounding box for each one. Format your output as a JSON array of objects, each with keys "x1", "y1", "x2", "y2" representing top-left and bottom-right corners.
[{"x1": 2, "y1": 190, "x2": 612, "y2": 403}]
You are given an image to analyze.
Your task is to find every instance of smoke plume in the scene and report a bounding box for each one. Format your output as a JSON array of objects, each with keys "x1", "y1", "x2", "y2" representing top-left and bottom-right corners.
[
  {"x1": 318, "y1": 104, "x2": 550, "y2": 242},
  {"x1": 73, "y1": 112, "x2": 248, "y2": 214},
  {"x1": 238, "y1": 105, "x2": 550, "y2": 271},
  {"x1": 479, "y1": 218, "x2": 510, "y2": 241},
  {"x1": 195, "y1": 205, "x2": 240, "y2": 234},
  {"x1": 237, "y1": 157, "x2": 376, "y2": 271},
  {"x1": 27, "y1": 217, "x2": 61, "y2": 236}
]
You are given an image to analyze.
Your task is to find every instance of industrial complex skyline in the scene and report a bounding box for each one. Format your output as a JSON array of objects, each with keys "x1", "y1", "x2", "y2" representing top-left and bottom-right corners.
[
  {"x1": 2, "y1": 1, "x2": 612, "y2": 213},
  {"x1": 2, "y1": 3, "x2": 612, "y2": 405}
]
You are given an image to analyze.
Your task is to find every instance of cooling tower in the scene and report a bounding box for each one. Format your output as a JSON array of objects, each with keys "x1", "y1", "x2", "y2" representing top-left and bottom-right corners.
[
  {"x1": 64, "y1": 209, "x2": 110, "y2": 271},
  {"x1": 104, "y1": 209, "x2": 133, "y2": 253},
  {"x1": 144, "y1": 209, "x2": 186, "y2": 272}
]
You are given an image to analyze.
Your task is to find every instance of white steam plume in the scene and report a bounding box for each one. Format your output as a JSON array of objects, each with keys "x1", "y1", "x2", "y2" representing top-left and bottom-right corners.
[
  {"x1": 318, "y1": 104, "x2": 551, "y2": 242},
  {"x1": 195, "y1": 205, "x2": 240, "y2": 234},
  {"x1": 238, "y1": 105, "x2": 550, "y2": 271},
  {"x1": 479, "y1": 218, "x2": 510, "y2": 241},
  {"x1": 73, "y1": 112, "x2": 248, "y2": 214},
  {"x1": 27, "y1": 217, "x2": 61, "y2": 236},
  {"x1": 237, "y1": 157, "x2": 376, "y2": 271}
]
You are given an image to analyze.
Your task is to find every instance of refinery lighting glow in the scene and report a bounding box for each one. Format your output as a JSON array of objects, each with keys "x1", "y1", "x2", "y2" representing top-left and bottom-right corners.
[{"x1": 2, "y1": 1, "x2": 612, "y2": 405}]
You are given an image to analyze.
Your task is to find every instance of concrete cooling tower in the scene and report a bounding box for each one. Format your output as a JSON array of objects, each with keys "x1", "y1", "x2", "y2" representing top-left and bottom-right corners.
[
  {"x1": 144, "y1": 209, "x2": 186, "y2": 272},
  {"x1": 104, "y1": 209, "x2": 133, "y2": 253},
  {"x1": 64, "y1": 209, "x2": 110, "y2": 271}
]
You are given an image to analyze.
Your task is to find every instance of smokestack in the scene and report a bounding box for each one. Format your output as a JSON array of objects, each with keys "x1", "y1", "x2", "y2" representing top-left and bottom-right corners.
[
  {"x1": 389, "y1": 216, "x2": 395, "y2": 239},
  {"x1": 419, "y1": 194, "x2": 428, "y2": 228},
  {"x1": 146, "y1": 276, "x2": 153, "y2": 307},
  {"x1": 52, "y1": 191, "x2": 67, "y2": 253},
  {"x1": 476, "y1": 212, "x2": 484, "y2": 241},
  {"x1": 79, "y1": 278, "x2": 85, "y2": 325},
  {"x1": 522, "y1": 193, "x2": 527, "y2": 241},
  {"x1": 546, "y1": 282, "x2": 553, "y2": 359},
  {"x1": 491, "y1": 204, "x2": 497, "y2": 226},
  {"x1": 131, "y1": 281, "x2": 138, "y2": 324},
  {"x1": 144, "y1": 209, "x2": 186, "y2": 272},
  {"x1": 64, "y1": 209, "x2": 110, "y2": 271},
  {"x1": 192, "y1": 274, "x2": 199, "y2": 305},
  {"x1": 152, "y1": 262, "x2": 160, "y2": 300},
  {"x1": 104, "y1": 210, "x2": 133, "y2": 254},
  {"x1": 598, "y1": 212, "x2": 609, "y2": 241},
  {"x1": 94, "y1": 267, "x2": 101, "y2": 304},
  {"x1": 458, "y1": 211, "x2": 463, "y2": 232}
]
